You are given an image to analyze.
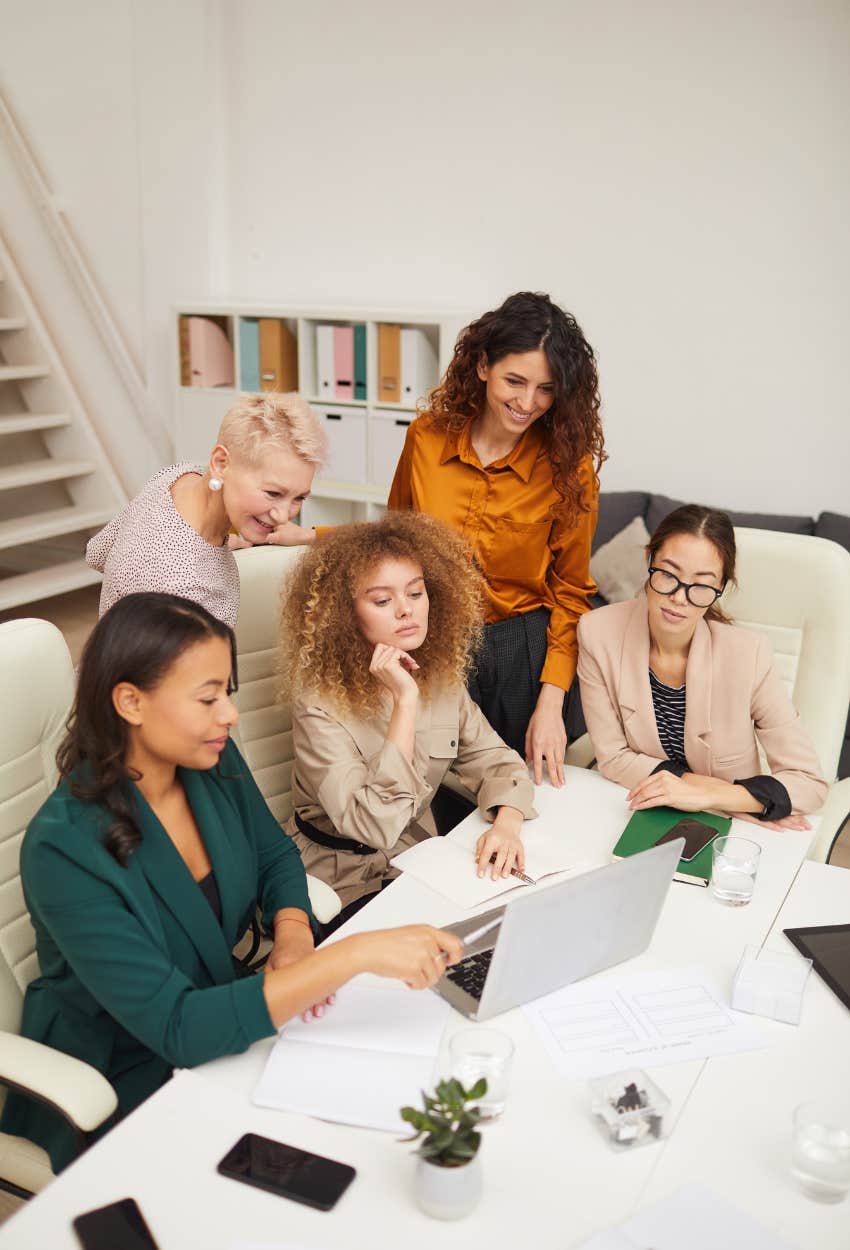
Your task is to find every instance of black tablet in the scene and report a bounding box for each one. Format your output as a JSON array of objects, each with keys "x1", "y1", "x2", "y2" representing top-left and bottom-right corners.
[{"x1": 784, "y1": 923, "x2": 850, "y2": 1012}]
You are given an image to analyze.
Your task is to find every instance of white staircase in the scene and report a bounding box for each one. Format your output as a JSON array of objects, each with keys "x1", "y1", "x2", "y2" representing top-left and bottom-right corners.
[{"x1": 0, "y1": 231, "x2": 126, "y2": 611}]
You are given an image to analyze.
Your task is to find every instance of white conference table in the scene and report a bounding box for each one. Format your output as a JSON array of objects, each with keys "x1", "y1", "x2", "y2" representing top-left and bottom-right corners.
[{"x1": 2, "y1": 768, "x2": 847, "y2": 1250}]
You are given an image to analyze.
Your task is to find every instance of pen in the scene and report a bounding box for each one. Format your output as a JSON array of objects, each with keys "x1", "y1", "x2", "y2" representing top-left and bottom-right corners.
[{"x1": 488, "y1": 853, "x2": 536, "y2": 886}]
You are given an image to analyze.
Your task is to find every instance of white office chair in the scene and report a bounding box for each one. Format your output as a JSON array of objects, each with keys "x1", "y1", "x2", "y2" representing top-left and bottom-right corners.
[
  {"x1": 232, "y1": 546, "x2": 341, "y2": 925},
  {"x1": 722, "y1": 528, "x2": 850, "y2": 862},
  {"x1": 0, "y1": 619, "x2": 118, "y2": 1198}
]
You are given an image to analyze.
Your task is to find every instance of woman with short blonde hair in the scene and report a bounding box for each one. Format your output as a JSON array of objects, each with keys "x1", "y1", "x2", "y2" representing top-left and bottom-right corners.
[{"x1": 87, "y1": 392, "x2": 326, "y2": 628}]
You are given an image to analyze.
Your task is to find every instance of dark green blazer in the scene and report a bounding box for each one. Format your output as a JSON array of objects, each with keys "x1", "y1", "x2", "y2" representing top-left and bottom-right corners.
[{"x1": 1, "y1": 739, "x2": 314, "y2": 1173}]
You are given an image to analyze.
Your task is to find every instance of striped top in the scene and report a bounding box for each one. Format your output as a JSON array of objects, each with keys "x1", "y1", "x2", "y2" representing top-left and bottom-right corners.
[{"x1": 648, "y1": 668, "x2": 688, "y2": 767}]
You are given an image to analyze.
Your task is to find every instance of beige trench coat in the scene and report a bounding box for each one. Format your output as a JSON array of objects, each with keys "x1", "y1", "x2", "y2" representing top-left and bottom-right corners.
[{"x1": 286, "y1": 684, "x2": 536, "y2": 908}]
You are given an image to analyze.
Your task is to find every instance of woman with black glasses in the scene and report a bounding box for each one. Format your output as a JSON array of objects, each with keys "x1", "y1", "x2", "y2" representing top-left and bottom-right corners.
[{"x1": 576, "y1": 505, "x2": 826, "y2": 827}]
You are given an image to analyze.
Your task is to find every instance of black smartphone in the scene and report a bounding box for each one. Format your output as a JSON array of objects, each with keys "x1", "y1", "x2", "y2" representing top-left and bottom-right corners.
[
  {"x1": 217, "y1": 1132, "x2": 356, "y2": 1211},
  {"x1": 73, "y1": 1198, "x2": 159, "y2": 1250},
  {"x1": 657, "y1": 818, "x2": 719, "y2": 862}
]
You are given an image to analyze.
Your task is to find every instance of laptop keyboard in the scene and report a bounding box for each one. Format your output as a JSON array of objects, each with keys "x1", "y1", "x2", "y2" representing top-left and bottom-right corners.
[{"x1": 445, "y1": 948, "x2": 494, "y2": 1001}]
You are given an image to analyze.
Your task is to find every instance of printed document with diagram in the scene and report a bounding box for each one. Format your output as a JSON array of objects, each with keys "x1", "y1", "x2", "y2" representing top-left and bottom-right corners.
[{"x1": 523, "y1": 965, "x2": 766, "y2": 1080}]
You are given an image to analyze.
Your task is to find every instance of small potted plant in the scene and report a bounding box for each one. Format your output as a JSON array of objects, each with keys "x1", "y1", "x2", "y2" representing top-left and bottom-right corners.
[{"x1": 401, "y1": 1077, "x2": 487, "y2": 1220}]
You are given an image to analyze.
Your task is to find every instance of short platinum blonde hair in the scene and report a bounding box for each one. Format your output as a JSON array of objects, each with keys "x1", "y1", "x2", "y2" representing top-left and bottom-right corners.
[{"x1": 217, "y1": 392, "x2": 327, "y2": 468}]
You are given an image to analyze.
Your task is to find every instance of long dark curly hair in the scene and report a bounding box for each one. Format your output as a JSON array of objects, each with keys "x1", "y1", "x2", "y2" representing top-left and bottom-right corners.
[
  {"x1": 279, "y1": 512, "x2": 485, "y2": 717},
  {"x1": 57, "y1": 593, "x2": 238, "y2": 866},
  {"x1": 426, "y1": 291, "x2": 606, "y2": 523}
]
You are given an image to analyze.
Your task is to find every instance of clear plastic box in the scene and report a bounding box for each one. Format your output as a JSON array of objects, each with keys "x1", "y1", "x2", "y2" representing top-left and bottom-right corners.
[
  {"x1": 731, "y1": 944, "x2": 812, "y2": 1025},
  {"x1": 589, "y1": 1068, "x2": 670, "y2": 1151}
]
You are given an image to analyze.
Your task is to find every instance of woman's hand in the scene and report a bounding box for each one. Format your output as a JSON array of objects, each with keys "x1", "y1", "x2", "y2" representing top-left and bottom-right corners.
[
  {"x1": 350, "y1": 925, "x2": 463, "y2": 989},
  {"x1": 267, "y1": 914, "x2": 334, "y2": 1022},
  {"x1": 475, "y1": 807, "x2": 525, "y2": 879},
  {"x1": 369, "y1": 643, "x2": 420, "y2": 703},
  {"x1": 627, "y1": 771, "x2": 722, "y2": 812},
  {"x1": 525, "y1": 683, "x2": 567, "y2": 787}
]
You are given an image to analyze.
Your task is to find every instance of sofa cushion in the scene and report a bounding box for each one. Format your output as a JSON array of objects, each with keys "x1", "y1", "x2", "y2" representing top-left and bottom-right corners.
[
  {"x1": 645, "y1": 493, "x2": 816, "y2": 539},
  {"x1": 590, "y1": 516, "x2": 650, "y2": 604},
  {"x1": 814, "y1": 512, "x2": 850, "y2": 555},
  {"x1": 593, "y1": 491, "x2": 650, "y2": 552}
]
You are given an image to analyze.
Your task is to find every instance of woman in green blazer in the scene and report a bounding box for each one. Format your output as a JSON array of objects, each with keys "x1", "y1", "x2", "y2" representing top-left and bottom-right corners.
[{"x1": 1, "y1": 593, "x2": 462, "y2": 1172}]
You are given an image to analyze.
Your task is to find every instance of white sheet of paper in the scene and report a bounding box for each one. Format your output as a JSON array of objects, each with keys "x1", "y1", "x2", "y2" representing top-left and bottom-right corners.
[
  {"x1": 253, "y1": 985, "x2": 450, "y2": 1132},
  {"x1": 619, "y1": 1182, "x2": 799, "y2": 1249},
  {"x1": 254, "y1": 1041, "x2": 435, "y2": 1133},
  {"x1": 523, "y1": 966, "x2": 766, "y2": 1080},
  {"x1": 279, "y1": 983, "x2": 449, "y2": 1056}
]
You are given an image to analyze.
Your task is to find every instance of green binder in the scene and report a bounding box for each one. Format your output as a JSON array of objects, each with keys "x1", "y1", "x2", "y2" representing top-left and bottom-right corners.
[
  {"x1": 353, "y1": 324, "x2": 367, "y2": 400},
  {"x1": 613, "y1": 807, "x2": 732, "y2": 883}
]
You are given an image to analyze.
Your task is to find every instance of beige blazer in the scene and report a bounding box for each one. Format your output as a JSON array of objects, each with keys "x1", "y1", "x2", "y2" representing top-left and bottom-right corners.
[
  {"x1": 576, "y1": 597, "x2": 827, "y2": 812},
  {"x1": 286, "y1": 684, "x2": 537, "y2": 908}
]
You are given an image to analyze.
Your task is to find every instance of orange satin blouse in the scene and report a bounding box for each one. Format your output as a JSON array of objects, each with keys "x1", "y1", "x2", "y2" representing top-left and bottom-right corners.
[{"x1": 387, "y1": 415, "x2": 598, "y2": 691}]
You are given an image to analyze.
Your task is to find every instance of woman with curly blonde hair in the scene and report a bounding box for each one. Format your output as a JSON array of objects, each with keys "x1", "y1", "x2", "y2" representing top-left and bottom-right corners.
[
  {"x1": 387, "y1": 292, "x2": 606, "y2": 787},
  {"x1": 281, "y1": 512, "x2": 536, "y2": 928}
]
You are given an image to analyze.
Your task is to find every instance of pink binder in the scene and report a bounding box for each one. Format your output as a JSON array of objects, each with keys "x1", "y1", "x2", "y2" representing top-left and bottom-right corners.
[
  {"x1": 334, "y1": 326, "x2": 354, "y2": 401},
  {"x1": 188, "y1": 317, "x2": 235, "y2": 388}
]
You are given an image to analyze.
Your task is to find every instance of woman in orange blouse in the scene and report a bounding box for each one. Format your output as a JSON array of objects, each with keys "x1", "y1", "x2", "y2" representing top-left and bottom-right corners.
[{"x1": 388, "y1": 292, "x2": 606, "y2": 785}]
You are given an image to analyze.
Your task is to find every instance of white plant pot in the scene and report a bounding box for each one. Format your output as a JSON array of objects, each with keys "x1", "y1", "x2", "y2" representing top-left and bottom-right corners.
[{"x1": 414, "y1": 1153, "x2": 483, "y2": 1220}]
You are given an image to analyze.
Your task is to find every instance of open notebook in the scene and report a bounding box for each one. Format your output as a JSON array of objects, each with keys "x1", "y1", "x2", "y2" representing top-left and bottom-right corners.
[
  {"x1": 391, "y1": 776, "x2": 598, "y2": 907},
  {"x1": 253, "y1": 984, "x2": 450, "y2": 1133}
]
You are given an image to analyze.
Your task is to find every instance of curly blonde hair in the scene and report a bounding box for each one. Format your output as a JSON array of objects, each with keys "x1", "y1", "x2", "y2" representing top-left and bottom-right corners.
[{"x1": 279, "y1": 512, "x2": 485, "y2": 716}]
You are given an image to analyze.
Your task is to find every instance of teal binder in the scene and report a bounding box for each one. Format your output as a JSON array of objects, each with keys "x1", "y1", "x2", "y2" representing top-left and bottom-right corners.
[
  {"x1": 353, "y1": 324, "x2": 367, "y2": 400},
  {"x1": 239, "y1": 318, "x2": 260, "y2": 392}
]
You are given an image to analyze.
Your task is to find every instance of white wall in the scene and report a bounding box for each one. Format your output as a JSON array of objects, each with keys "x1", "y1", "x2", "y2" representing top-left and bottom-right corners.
[{"x1": 2, "y1": 0, "x2": 848, "y2": 512}]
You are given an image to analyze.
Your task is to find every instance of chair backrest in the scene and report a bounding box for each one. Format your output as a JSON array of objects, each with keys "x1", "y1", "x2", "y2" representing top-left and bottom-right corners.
[
  {"x1": 231, "y1": 545, "x2": 304, "y2": 825},
  {"x1": 0, "y1": 618, "x2": 75, "y2": 1032},
  {"x1": 723, "y1": 529, "x2": 850, "y2": 782}
]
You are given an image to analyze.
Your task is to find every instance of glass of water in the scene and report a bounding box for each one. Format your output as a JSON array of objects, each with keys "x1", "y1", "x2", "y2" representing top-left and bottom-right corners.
[
  {"x1": 710, "y1": 835, "x2": 761, "y2": 905},
  {"x1": 792, "y1": 1098, "x2": 850, "y2": 1202},
  {"x1": 449, "y1": 1028, "x2": 514, "y2": 1120}
]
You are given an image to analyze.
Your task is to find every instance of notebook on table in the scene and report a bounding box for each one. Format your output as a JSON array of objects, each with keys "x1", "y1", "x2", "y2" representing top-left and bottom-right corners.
[{"x1": 613, "y1": 807, "x2": 732, "y2": 886}]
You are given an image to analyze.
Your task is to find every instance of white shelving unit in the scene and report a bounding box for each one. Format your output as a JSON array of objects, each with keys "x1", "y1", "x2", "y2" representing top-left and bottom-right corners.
[{"x1": 173, "y1": 303, "x2": 468, "y2": 524}]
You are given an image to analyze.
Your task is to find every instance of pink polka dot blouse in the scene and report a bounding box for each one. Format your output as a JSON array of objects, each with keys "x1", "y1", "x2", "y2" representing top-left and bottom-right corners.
[{"x1": 86, "y1": 463, "x2": 240, "y2": 628}]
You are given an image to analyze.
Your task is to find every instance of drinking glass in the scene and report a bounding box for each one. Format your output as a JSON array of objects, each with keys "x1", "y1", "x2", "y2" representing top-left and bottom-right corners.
[
  {"x1": 791, "y1": 1098, "x2": 850, "y2": 1202},
  {"x1": 710, "y1": 835, "x2": 761, "y2": 905},
  {"x1": 448, "y1": 1028, "x2": 514, "y2": 1120}
]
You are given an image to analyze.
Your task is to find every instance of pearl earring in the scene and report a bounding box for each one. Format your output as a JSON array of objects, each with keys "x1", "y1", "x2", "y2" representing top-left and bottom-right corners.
[{"x1": 208, "y1": 477, "x2": 223, "y2": 492}]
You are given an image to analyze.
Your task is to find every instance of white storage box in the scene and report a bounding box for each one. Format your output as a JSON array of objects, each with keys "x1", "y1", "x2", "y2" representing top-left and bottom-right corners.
[
  {"x1": 369, "y1": 409, "x2": 413, "y2": 488},
  {"x1": 313, "y1": 404, "x2": 368, "y2": 485},
  {"x1": 731, "y1": 944, "x2": 812, "y2": 1025}
]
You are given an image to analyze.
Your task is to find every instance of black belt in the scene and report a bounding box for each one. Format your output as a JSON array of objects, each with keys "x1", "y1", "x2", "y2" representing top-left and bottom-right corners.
[{"x1": 294, "y1": 812, "x2": 377, "y2": 856}]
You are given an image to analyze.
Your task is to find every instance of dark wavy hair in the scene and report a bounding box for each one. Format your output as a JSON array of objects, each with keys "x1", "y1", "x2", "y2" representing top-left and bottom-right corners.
[
  {"x1": 56, "y1": 593, "x2": 238, "y2": 866},
  {"x1": 646, "y1": 505, "x2": 737, "y2": 624},
  {"x1": 426, "y1": 291, "x2": 606, "y2": 522}
]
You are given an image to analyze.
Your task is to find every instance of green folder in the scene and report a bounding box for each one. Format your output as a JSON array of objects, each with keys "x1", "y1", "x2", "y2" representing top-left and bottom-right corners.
[
  {"x1": 613, "y1": 807, "x2": 732, "y2": 883},
  {"x1": 353, "y1": 324, "x2": 367, "y2": 400}
]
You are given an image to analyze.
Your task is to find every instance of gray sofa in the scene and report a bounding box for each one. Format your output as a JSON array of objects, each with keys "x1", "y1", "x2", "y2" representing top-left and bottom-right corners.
[{"x1": 591, "y1": 492, "x2": 850, "y2": 779}]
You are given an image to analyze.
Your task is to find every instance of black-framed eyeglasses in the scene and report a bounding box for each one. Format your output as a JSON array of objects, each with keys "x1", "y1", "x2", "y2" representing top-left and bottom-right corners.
[{"x1": 647, "y1": 566, "x2": 725, "y2": 608}]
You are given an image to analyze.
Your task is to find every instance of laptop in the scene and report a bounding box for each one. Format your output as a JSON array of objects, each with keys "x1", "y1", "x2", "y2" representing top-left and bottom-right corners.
[{"x1": 433, "y1": 838, "x2": 683, "y2": 1020}]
